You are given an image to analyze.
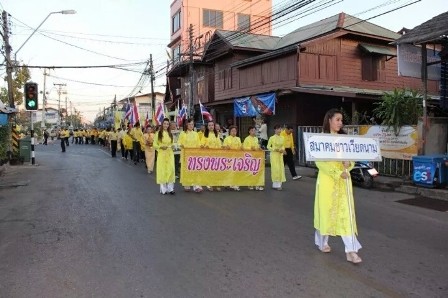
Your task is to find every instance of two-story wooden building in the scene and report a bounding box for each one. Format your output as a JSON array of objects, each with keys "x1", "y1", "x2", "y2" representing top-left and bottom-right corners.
[{"x1": 167, "y1": 12, "x2": 439, "y2": 136}]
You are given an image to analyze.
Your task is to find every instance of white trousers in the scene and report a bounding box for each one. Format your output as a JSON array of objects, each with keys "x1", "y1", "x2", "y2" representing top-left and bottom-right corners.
[
  {"x1": 315, "y1": 229, "x2": 362, "y2": 253},
  {"x1": 160, "y1": 183, "x2": 174, "y2": 194}
]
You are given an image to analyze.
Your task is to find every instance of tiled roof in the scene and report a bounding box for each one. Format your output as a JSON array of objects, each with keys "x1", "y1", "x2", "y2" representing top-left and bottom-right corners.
[{"x1": 215, "y1": 30, "x2": 280, "y2": 51}]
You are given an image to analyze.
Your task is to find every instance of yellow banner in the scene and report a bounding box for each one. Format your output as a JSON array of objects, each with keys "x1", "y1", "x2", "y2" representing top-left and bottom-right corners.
[{"x1": 181, "y1": 148, "x2": 265, "y2": 186}]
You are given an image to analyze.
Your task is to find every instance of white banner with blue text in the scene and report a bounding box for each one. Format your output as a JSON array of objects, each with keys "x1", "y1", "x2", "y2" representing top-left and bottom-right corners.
[{"x1": 303, "y1": 133, "x2": 382, "y2": 162}]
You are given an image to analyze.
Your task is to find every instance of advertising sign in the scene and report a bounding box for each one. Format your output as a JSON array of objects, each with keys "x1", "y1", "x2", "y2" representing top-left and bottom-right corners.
[
  {"x1": 358, "y1": 125, "x2": 417, "y2": 160},
  {"x1": 397, "y1": 44, "x2": 441, "y2": 80},
  {"x1": 234, "y1": 93, "x2": 275, "y2": 117},
  {"x1": 303, "y1": 133, "x2": 382, "y2": 161},
  {"x1": 412, "y1": 162, "x2": 435, "y2": 186},
  {"x1": 181, "y1": 148, "x2": 265, "y2": 186}
]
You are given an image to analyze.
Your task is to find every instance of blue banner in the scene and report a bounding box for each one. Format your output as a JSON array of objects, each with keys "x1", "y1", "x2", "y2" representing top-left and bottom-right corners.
[{"x1": 234, "y1": 93, "x2": 276, "y2": 117}]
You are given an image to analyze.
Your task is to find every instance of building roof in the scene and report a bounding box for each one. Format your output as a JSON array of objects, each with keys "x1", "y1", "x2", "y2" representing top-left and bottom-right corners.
[
  {"x1": 276, "y1": 12, "x2": 400, "y2": 49},
  {"x1": 215, "y1": 30, "x2": 280, "y2": 51},
  {"x1": 395, "y1": 11, "x2": 448, "y2": 45}
]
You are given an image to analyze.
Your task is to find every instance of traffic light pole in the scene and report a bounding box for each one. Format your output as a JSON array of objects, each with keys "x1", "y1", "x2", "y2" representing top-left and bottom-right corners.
[{"x1": 30, "y1": 111, "x2": 35, "y2": 165}]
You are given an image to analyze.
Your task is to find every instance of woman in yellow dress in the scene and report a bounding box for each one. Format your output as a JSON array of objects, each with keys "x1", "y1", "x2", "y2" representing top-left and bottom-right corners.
[
  {"x1": 223, "y1": 125, "x2": 242, "y2": 191},
  {"x1": 178, "y1": 118, "x2": 202, "y2": 193},
  {"x1": 200, "y1": 121, "x2": 222, "y2": 191},
  {"x1": 267, "y1": 125, "x2": 286, "y2": 190},
  {"x1": 153, "y1": 118, "x2": 175, "y2": 195},
  {"x1": 243, "y1": 126, "x2": 264, "y2": 191},
  {"x1": 314, "y1": 108, "x2": 362, "y2": 264}
]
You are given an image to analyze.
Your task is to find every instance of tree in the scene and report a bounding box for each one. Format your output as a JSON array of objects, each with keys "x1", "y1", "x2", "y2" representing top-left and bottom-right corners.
[
  {"x1": 1, "y1": 65, "x2": 31, "y2": 106},
  {"x1": 373, "y1": 88, "x2": 422, "y2": 135}
]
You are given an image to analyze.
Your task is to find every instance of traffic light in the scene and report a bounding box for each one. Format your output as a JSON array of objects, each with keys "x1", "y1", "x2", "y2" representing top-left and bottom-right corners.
[{"x1": 24, "y1": 82, "x2": 38, "y2": 111}]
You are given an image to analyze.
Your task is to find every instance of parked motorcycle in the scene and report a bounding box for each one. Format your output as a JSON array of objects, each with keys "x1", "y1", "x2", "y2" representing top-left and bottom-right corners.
[{"x1": 350, "y1": 161, "x2": 379, "y2": 189}]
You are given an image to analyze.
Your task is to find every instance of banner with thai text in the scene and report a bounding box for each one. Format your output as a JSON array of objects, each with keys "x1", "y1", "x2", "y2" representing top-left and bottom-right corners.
[
  {"x1": 358, "y1": 125, "x2": 417, "y2": 160},
  {"x1": 303, "y1": 133, "x2": 382, "y2": 161},
  {"x1": 181, "y1": 148, "x2": 265, "y2": 186},
  {"x1": 234, "y1": 93, "x2": 275, "y2": 117}
]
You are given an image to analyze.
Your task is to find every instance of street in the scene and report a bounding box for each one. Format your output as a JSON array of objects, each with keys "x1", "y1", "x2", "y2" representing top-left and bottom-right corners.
[{"x1": 0, "y1": 143, "x2": 447, "y2": 298}]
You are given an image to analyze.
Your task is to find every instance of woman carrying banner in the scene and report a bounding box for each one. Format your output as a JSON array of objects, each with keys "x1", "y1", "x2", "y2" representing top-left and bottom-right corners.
[
  {"x1": 267, "y1": 125, "x2": 286, "y2": 190},
  {"x1": 314, "y1": 108, "x2": 362, "y2": 264},
  {"x1": 178, "y1": 118, "x2": 203, "y2": 193},
  {"x1": 223, "y1": 125, "x2": 242, "y2": 191},
  {"x1": 153, "y1": 118, "x2": 175, "y2": 195},
  {"x1": 201, "y1": 121, "x2": 222, "y2": 191},
  {"x1": 243, "y1": 126, "x2": 264, "y2": 191}
]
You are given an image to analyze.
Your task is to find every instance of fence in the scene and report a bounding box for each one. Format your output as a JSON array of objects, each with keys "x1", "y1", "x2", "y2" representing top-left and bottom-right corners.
[{"x1": 297, "y1": 125, "x2": 413, "y2": 178}]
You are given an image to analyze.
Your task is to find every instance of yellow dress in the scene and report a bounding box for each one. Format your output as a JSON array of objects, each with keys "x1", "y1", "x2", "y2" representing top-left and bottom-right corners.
[
  {"x1": 314, "y1": 161, "x2": 357, "y2": 236},
  {"x1": 178, "y1": 130, "x2": 200, "y2": 185},
  {"x1": 242, "y1": 135, "x2": 260, "y2": 150},
  {"x1": 201, "y1": 133, "x2": 222, "y2": 148},
  {"x1": 153, "y1": 131, "x2": 175, "y2": 184},
  {"x1": 223, "y1": 135, "x2": 242, "y2": 149},
  {"x1": 267, "y1": 134, "x2": 286, "y2": 183}
]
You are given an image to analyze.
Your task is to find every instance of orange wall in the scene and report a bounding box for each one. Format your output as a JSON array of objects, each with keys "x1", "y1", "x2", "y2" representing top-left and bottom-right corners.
[{"x1": 170, "y1": 0, "x2": 272, "y2": 53}]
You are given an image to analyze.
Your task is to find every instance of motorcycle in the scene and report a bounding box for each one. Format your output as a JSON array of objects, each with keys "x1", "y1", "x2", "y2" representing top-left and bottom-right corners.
[{"x1": 350, "y1": 161, "x2": 379, "y2": 189}]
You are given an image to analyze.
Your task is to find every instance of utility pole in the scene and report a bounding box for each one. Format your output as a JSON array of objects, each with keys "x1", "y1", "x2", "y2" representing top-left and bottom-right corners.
[
  {"x1": 41, "y1": 68, "x2": 48, "y2": 128},
  {"x1": 188, "y1": 24, "x2": 195, "y2": 118},
  {"x1": 65, "y1": 95, "x2": 68, "y2": 126},
  {"x1": 2, "y1": 11, "x2": 14, "y2": 109},
  {"x1": 150, "y1": 54, "x2": 156, "y2": 116},
  {"x1": 54, "y1": 83, "x2": 66, "y2": 127}
]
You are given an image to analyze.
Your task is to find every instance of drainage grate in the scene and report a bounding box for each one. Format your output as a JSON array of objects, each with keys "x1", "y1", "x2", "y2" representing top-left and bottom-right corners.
[{"x1": 396, "y1": 197, "x2": 448, "y2": 212}]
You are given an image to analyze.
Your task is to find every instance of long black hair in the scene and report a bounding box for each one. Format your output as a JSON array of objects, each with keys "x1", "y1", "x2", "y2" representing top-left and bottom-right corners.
[
  {"x1": 322, "y1": 108, "x2": 346, "y2": 134},
  {"x1": 158, "y1": 118, "x2": 173, "y2": 142},
  {"x1": 204, "y1": 121, "x2": 218, "y2": 138}
]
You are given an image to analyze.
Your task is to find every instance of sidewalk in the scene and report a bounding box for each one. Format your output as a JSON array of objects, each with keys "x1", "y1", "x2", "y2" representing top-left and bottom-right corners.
[{"x1": 296, "y1": 166, "x2": 448, "y2": 202}]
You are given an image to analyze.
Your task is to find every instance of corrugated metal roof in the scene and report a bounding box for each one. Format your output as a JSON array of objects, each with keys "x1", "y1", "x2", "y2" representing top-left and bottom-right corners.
[
  {"x1": 359, "y1": 43, "x2": 396, "y2": 56},
  {"x1": 276, "y1": 13, "x2": 400, "y2": 49},
  {"x1": 395, "y1": 11, "x2": 448, "y2": 44},
  {"x1": 215, "y1": 30, "x2": 280, "y2": 51}
]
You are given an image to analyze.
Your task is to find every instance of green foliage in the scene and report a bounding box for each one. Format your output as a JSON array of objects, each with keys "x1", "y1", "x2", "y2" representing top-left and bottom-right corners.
[
  {"x1": 373, "y1": 88, "x2": 422, "y2": 135},
  {"x1": 1, "y1": 65, "x2": 31, "y2": 106},
  {"x1": 0, "y1": 126, "x2": 9, "y2": 164}
]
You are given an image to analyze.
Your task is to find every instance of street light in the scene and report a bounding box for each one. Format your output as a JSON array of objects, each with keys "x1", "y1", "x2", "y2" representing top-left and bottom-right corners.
[{"x1": 14, "y1": 9, "x2": 76, "y2": 62}]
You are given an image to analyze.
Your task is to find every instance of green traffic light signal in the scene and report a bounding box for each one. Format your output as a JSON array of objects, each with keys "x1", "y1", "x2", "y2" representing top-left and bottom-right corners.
[{"x1": 24, "y1": 82, "x2": 38, "y2": 111}]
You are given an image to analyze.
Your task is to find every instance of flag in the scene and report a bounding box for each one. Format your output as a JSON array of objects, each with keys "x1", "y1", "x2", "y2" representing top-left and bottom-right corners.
[
  {"x1": 177, "y1": 102, "x2": 187, "y2": 127},
  {"x1": 132, "y1": 102, "x2": 139, "y2": 126},
  {"x1": 199, "y1": 101, "x2": 212, "y2": 121},
  {"x1": 144, "y1": 111, "x2": 150, "y2": 128},
  {"x1": 155, "y1": 102, "x2": 165, "y2": 125},
  {"x1": 124, "y1": 98, "x2": 132, "y2": 119}
]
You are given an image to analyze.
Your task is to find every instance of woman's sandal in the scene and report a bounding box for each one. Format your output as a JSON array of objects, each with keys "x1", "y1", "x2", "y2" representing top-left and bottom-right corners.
[
  {"x1": 320, "y1": 245, "x2": 331, "y2": 253},
  {"x1": 346, "y1": 252, "x2": 362, "y2": 264}
]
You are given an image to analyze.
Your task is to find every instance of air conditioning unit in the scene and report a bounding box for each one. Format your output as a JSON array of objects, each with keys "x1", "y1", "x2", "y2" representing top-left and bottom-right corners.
[{"x1": 175, "y1": 88, "x2": 181, "y2": 96}]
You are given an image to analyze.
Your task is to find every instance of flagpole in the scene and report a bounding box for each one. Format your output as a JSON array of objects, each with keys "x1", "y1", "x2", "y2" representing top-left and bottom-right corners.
[{"x1": 199, "y1": 100, "x2": 204, "y2": 124}]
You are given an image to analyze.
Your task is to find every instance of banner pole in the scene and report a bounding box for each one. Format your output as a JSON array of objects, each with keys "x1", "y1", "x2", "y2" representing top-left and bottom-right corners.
[{"x1": 345, "y1": 167, "x2": 356, "y2": 252}]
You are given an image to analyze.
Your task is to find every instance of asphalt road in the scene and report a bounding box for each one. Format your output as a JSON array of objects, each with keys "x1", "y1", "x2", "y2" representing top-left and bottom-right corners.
[{"x1": 0, "y1": 141, "x2": 447, "y2": 298}]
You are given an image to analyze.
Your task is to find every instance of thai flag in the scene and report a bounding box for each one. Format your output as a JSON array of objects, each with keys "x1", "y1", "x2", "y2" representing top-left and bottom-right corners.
[
  {"x1": 199, "y1": 102, "x2": 212, "y2": 121},
  {"x1": 144, "y1": 111, "x2": 150, "y2": 128},
  {"x1": 177, "y1": 103, "x2": 187, "y2": 127},
  {"x1": 155, "y1": 102, "x2": 165, "y2": 125},
  {"x1": 132, "y1": 102, "x2": 139, "y2": 126},
  {"x1": 124, "y1": 98, "x2": 132, "y2": 119}
]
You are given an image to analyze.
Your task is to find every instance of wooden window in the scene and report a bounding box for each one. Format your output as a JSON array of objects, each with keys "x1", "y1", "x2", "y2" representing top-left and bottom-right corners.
[
  {"x1": 362, "y1": 55, "x2": 386, "y2": 81},
  {"x1": 203, "y1": 9, "x2": 223, "y2": 29}
]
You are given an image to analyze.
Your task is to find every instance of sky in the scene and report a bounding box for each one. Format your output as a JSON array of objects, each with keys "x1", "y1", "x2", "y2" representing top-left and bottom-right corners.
[{"x1": 0, "y1": 0, "x2": 446, "y2": 122}]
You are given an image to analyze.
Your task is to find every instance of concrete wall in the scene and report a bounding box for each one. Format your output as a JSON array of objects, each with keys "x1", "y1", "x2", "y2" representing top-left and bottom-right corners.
[{"x1": 418, "y1": 117, "x2": 448, "y2": 155}]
